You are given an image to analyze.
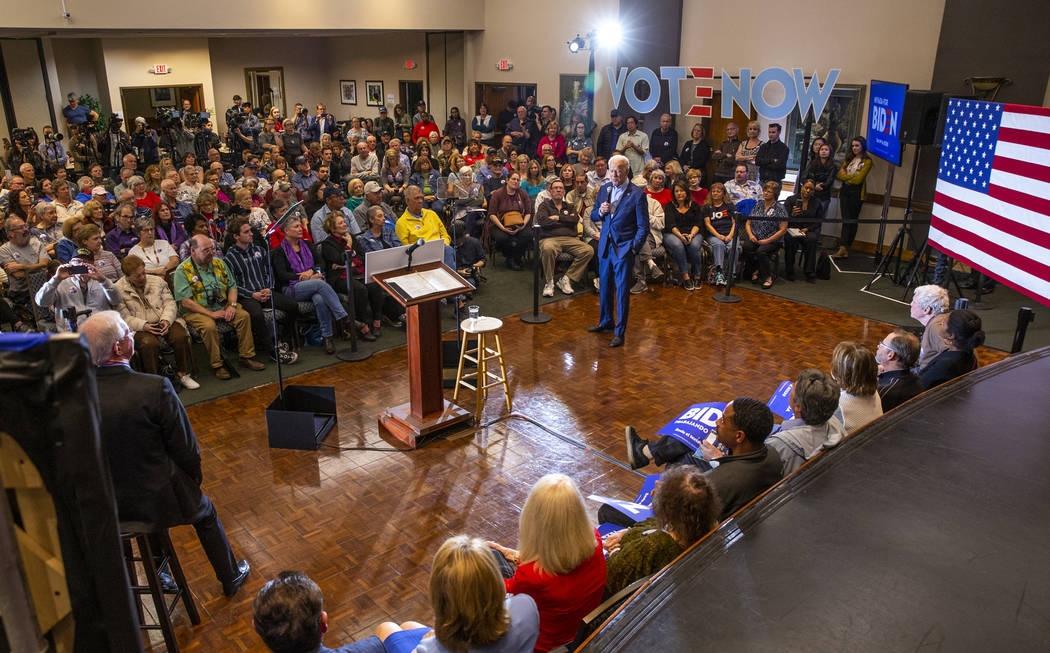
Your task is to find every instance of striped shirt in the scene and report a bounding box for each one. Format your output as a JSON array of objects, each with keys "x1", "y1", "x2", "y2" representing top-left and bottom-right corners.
[{"x1": 223, "y1": 242, "x2": 271, "y2": 294}]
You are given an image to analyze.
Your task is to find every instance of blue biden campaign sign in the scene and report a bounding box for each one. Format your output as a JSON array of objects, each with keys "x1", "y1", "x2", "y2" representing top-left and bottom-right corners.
[
  {"x1": 656, "y1": 402, "x2": 728, "y2": 454},
  {"x1": 867, "y1": 80, "x2": 908, "y2": 166}
]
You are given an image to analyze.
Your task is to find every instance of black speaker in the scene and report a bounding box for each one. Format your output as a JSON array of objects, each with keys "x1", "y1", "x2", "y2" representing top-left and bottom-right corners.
[
  {"x1": 900, "y1": 90, "x2": 943, "y2": 145},
  {"x1": 932, "y1": 94, "x2": 977, "y2": 147}
]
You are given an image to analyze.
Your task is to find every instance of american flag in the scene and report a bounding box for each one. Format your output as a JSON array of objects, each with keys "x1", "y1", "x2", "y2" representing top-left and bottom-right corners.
[{"x1": 930, "y1": 98, "x2": 1050, "y2": 306}]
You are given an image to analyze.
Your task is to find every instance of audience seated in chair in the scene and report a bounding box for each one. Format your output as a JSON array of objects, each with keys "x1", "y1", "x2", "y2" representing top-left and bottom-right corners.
[
  {"x1": 829, "y1": 341, "x2": 883, "y2": 434},
  {"x1": 701, "y1": 182, "x2": 738, "y2": 287},
  {"x1": 662, "y1": 180, "x2": 704, "y2": 290},
  {"x1": 34, "y1": 247, "x2": 122, "y2": 332},
  {"x1": 0, "y1": 215, "x2": 51, "y2": 306},
  {"x1": 782, "y1": 179, "x2": 823, "y2": 283},
  {"x1": 624, "y1": 398, "x2": 783, "y2": 522},
  {"x1": 742, "y1": 181, "x2": 788, "y2": 290},
  {"x1": 536, "y1": 178, "x2": 593, "y2": 297},
  {"x1": 918, "y1": 309, "x2": 984, "y2": 390},
  {"x1": 377, "y1": 535, "x2": 540, "y2": 653},
  {"x1": 126, "y1": 216, "x2": 178, "y2": 278},
  {"x1": 486, "y1": 172, "x2": 532, "y2": 270},
  {"x1": 910, "y1": 284, "x2": 951, "y2": 370},
  {"x1": 629, "y1": 195, "x2": 666, "y2": 294},
  {"x1": 485, "y1": 474, "x2": 606, "y2": 652},
  {"x1": 875, "y1": 329, "x2": 925, "y2": 411},
  {"x1": 116, "y1": 254, "x2": 197, "y2": 388},
  {"x1": 318, "y1": 210, "x2": 378, "y2": 341},
  {"x1": 603, "y1": 465, "x2": 721, "y2": 596},
  {"x1": 395, "y1": 185, "x2": 458, "y2": 270},
  {"x1": 174, "y1": 234, "x2": 264, "y2": 379},
  {"x1": 253, "y1": 571, "x2": 384, "y2": 653},
  {"x1": 766, "y1": 369, "x2": 845, "y2": 475}
]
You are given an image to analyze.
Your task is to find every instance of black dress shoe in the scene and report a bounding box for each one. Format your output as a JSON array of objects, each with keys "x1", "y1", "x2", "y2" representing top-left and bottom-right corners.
[
  {"x1": 222, "y1": 559, "x2": 251, "y2": 597},
  {"x1": 587, "y1": 324, "x2": 613, "y2": 333},
  {"x1": 625, "y1": 425, "x2": 651, "y2": 470},
  {"x1": 323, "y1": 337, "x2": 335, "y2": 354},
  {"x1": 609, "y1": 336, "x2": 624, "y2": 347}
]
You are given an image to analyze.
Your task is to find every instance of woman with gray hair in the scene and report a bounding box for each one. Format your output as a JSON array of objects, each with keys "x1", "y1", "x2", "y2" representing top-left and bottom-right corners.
[
  {"x1": 766, "y1": 369, "x2": 846, "y2": 475},
  {"x1": 127, "y1": 216, "x2": 179, "y2": 276},
  {"x1": 128, "y1": 174, "x2": 161, "y2": 210}
]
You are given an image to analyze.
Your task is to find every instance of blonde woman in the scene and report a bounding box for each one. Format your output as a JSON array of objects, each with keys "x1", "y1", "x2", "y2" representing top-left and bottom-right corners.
[
  {"x1": 734, "y1": 120, "x2": 763, "y2": 181},
  {"x1": 486, "y1": 474, "x2": 605, "y2": 652},
  {"x1": 377, "y1": 535, "x2": 540, "y2": 653},
  {"x1": 829, "y1": 341, "x2": 883, "y2": 434}
]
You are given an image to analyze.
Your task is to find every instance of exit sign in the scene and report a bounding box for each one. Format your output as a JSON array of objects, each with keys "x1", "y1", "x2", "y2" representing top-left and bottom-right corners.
[
  {"x1": 496, "y1": 59, "x2": 513, "y2": 71},
  {"x1": 404, "y1": 60, "x2": 417, "y2": 70},
  {"x1": 152, "y1": 64, "x2": 170, "y2": 74}
]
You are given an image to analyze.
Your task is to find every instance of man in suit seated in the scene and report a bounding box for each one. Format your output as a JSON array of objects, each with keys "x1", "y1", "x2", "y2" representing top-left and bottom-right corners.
[
  {"x1": 79, "y1": 310, "x2": 251, "y2": 597},
  {"x1": 587, "y1": 154, "x2": 649, "y2": 347},
  {"x1": 875, "y1": 329, "x2": 925, "y2": 411},
  {"x1": 253, "y1": 571, "x2": 384, "y2": 653}
]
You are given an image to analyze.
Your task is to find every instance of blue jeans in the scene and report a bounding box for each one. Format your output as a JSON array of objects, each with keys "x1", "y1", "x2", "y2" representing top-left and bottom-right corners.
[
  {"x1": 706, "y1": 235, "x2": 740, "y2": 270},
  {"x1": 662, "y1": 233, "x2": 703, "y2": 277},
  {"x1": 286, "y1": 279, "x2": 347, "y2": 338}
]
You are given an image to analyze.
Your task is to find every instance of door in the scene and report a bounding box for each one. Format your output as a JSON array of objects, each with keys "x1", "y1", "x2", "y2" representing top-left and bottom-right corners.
[
  {"x1": 399, "y1": 81, "x2": 424, "y2": 116},
  {"x1": 474, "y1": 83, "x2": 536, "y2": 140},
  {"x1": 706, "y1": 90, "x2": 755, "y2": 182},
  {"x1": 244, "y1": 68, "x2": 286, "y2": 118}
]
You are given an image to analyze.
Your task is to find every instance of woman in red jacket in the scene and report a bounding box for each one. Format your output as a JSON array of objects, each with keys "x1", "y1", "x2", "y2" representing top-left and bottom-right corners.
[
  {"x1": 487, "y1": 474, "x2": 606, "y2": 652},
  {"x1": 537, "y1": 120, "x2": 567, "y2": 163}
]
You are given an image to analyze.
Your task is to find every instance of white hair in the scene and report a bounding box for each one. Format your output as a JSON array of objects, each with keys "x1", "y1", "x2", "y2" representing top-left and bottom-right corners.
[
  {"x1": 912, "y1": 284, "x2": 949, "y2": 315},
  {"x1": 608, "y1": 154, "x2": 630, "y2": 171},
  {"x1": 80, "y1": 310, "x2": 128, "y2": 366}
]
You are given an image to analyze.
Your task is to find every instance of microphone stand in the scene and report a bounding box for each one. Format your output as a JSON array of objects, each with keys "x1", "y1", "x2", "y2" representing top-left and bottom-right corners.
[
  {"x1": 335, "y1": 242, "x2": 371, "y2": 362},
  {"x1": 520, "y1": 222, "x2": 552, "y2": 323},
  {"x1": 263, "y1": 201, "x2": 306, "y2": 402}
]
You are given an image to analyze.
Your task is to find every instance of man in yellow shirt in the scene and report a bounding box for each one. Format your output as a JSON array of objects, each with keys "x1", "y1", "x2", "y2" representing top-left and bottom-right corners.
[{"x1": 395, "y1": 185, "x2": 458, "y2": 269}]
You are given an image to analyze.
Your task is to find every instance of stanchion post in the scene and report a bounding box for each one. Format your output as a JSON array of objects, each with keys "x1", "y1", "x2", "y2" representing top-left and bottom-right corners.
[
  {"x1": 713, "y1": 210, "x2": 746, "y2": 304},
  {"x1": 520, "y1": 223, "x2": 552, "y2": 323}
]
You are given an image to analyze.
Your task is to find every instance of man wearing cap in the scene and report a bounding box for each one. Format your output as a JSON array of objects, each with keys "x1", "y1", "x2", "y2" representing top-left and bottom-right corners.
[
  {"x1": 35, "y1": 248, "x2": 123, "y2": 332},
  {"x1": 596, "y1": 110, "x2": 626, "y2": 160},
  {"x1": 354, "y1": 181, "x2": 398, "y2": 233},
  {"x1": 237, "y1": 161, "x2": 271, "y2": 195},
  {"x1": 475, "y1": 148, "x2": 497, "y2": 185},
  {"x1": 292, "y1": 156, "x2": 319, "y2": 194},
  {"x1": 224, "y1": 95, "x2": 243, "y2": 133},
  {"x1": 174, "y1": 234, "x2": 264, "y2": 379},
  {"x1": 375, "y1": 106, "x2": 395, "y2": 138},
  {"x1": 412, "y1": 100, "x2": 428, "y2": 128},
  {"x1": 482, "y1": 157, "x2": 506, "y2": 202},
  {"x1": 312, "y1": 186, "x2": 363, "y2": 243},
  {"x1": 349, "y1": 141, "x2": 380, "y2": 183}
]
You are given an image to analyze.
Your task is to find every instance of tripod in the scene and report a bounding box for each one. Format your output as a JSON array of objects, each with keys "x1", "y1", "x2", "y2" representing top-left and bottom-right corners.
[{"x1": 863, "y1": 145, "x2": 923, "y2": 292}]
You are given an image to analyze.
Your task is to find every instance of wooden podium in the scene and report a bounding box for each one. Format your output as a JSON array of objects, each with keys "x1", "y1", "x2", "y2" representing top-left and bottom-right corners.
[{"x1": 372, "y1": 260, "x2": 475, "y2": 447}]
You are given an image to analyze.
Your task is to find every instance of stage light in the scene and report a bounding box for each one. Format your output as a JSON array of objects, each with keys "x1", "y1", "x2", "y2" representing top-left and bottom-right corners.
[
  {"x1": 594, "y1": 20, "x2": 623, "y2": 50},
  {"x1": 568, "y1": 34, "x2": 584, "y2": 54}
]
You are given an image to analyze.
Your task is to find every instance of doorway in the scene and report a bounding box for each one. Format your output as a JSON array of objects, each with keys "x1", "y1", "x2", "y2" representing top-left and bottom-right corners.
[
  {"x1": 474, "y1": 82, "x2": 536, "y2": 139},
  {"x1": 399, "y1": 80, "x2": 424, "y2": 117},
  {"x1": 244, "y1": 68, "x2": 286, "y2": 119},
  {"x1": 118, "y1": 84, "x2": 204, "y2": 130}
]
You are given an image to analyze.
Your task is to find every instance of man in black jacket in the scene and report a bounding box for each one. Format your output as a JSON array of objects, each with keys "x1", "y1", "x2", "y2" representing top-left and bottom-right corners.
[
  {"x1": 80, "y1": 310, "x2": 251, "y2": 597},
  {"x1": 755, "y1": 123, "x2": 789, "y2": 184},
  {"x1": 875, "y1": 329, "x2": 925, "y2": 411},
  {"x1": 595, "y1": 109, "x2": 625, "y2": 160},
  {"x1": 649, "y1": 113, "x2": 678, "y2": 164}
]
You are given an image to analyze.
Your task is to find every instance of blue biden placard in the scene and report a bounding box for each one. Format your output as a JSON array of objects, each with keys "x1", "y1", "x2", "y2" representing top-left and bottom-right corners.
[{"x1": 867, "y1": 80, "x2": 908, "y2": 166}]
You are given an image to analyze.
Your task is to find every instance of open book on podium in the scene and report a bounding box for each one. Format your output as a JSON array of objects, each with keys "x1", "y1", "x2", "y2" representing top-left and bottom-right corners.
[{"x1": 366, "y1": 240, "x2": 475, "y2": 447}]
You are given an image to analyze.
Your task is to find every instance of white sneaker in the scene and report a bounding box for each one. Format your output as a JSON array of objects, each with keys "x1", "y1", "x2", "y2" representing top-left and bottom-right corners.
[
  {"x1": 542, "y1": 280, "x2": 555, "y2": 297},
  {"x1": 179, "y1": 374, "x2": 200, "y2": 390},
  {"x1": 556, "y1": 276, "x2": 574, "y2": 295}
]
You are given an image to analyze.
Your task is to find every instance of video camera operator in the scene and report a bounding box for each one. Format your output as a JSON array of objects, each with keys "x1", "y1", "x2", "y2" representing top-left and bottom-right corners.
[
  {"x1": 68, "y1": 122, "x2": 100, "y2": 175},
  {"x1": 62, "y1": 92, "x2": 98, "y2": 132},
  {"x1": 39, "y1": 126, "x2": 69, "y2": 169},
  {"x1": 98, "y1": 114, "x2": 132, "y2": 179},
  {"x1": 228, "y1": 104, "x2": 259, "y2": 154},
  {"x1": 224, "y1": 94, "x2": 244, "y2": 133},
  {"x1": 130, "y1": 116, "x2": 160, "y2": 167},
  {"x1": 7, "y1": 129, "x2": 47, "y2": 179}
]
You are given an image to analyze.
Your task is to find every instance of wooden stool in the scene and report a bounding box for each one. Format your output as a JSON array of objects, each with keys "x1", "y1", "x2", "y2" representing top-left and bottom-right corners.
[
  {"x1": 453, "y1": 316, "x2": 512, "y2": 421},
  {"x1": 120, "y1": 522, "x2": 200, "y2": 653}
]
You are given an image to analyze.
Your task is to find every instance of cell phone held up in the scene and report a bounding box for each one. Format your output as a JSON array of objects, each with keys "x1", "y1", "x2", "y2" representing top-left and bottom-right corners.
[{"x1": 68, "y1": 264, "x2": 89, "y2": 274}]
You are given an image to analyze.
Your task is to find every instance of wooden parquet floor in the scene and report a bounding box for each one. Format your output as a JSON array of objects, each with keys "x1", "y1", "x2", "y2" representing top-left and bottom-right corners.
[{"x1": 156, "y1": 284, "x2": 1006, "y2": 651}]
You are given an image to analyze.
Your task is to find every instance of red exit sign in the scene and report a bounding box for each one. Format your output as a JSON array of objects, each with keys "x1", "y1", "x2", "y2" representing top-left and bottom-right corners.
[
  {"x1": 496, "y1": 59, "x2": 513, "y2": 71},
  {"x1": 152, "y1": 64, "x2": 170, "y2": 74}
]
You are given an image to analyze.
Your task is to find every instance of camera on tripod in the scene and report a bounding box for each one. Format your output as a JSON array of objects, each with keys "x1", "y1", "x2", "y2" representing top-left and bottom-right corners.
[{"x1": 45, "y1": 130, "x2": 64, "y2": 144}]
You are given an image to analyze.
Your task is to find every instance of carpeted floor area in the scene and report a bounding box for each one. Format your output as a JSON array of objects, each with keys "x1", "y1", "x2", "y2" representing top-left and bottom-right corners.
[{"x1": 177, "y1": 251, "x2": 1047, "y2": 407}]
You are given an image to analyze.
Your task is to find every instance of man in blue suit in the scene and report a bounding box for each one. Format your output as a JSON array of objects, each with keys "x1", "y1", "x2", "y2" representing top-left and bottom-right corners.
[
  {"x1": 308, "y1": 103, "x2": 337, "y2": 143},
  {"x1": 588, "y1": 154, "x2": 649, "y2": 347}
]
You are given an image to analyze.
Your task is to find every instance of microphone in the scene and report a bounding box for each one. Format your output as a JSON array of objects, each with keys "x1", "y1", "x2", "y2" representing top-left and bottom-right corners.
[{"x1": 406, "y1": 238, "x2": 425, "y2": 255}]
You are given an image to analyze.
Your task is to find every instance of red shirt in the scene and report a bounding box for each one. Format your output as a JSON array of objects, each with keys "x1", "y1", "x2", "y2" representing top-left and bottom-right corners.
[
  {"x1": 412, "y1": 121, "x2": 440, "y2": 144},
  {"x1": 646, "y1": 187, "x2": 672, "y2": 206},
  {"x1": 505, "y1": 529, "x2": 606, "y2": 652},
  {"x1": 135, "y1": 192, "x2": 161, "y2": 210},
  {"x1": 691, "y1": 188, "x2": 709, "y2": 206}
]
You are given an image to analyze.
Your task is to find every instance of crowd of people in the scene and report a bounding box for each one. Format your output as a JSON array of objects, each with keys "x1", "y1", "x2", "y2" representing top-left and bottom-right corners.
[
  {"x1": 2, "y1": 93, "x2": 887, "y2": 364},
  {"x1": 19, "y1": 88, "x2": 995, "y2": 652}
]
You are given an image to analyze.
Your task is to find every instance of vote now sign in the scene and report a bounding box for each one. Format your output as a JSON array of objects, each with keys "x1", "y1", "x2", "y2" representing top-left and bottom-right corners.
[{"x1": 607, "y1": 67, "x2": 841, "y2": 120}]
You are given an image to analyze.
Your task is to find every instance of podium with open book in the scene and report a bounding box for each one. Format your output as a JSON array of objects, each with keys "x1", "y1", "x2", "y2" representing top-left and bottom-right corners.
[{"x1": 367, "y1": 241, "x2": 475, "y2": 447}]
